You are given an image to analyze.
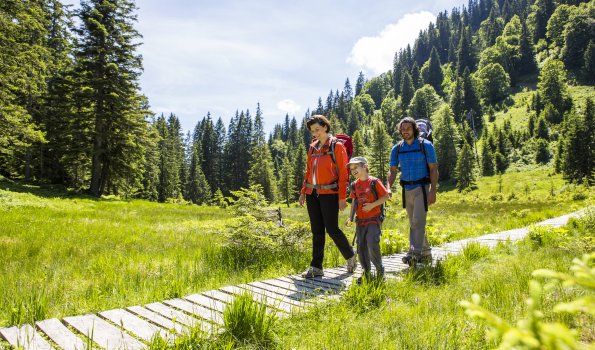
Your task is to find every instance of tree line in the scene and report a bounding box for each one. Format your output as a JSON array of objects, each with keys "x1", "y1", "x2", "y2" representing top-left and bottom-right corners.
[{"x1": 0, "y1": 0, "x2": 593, "y2": 205}]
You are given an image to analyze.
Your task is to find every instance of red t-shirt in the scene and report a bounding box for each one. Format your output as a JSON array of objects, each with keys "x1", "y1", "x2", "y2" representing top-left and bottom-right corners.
[{"x1": 349, "y1": 176, "x2": 388, "y2": 225}]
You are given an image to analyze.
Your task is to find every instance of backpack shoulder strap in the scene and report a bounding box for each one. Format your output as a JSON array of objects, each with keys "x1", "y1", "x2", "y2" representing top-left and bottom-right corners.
[
  {"x1": 329, "y1": 137, "x2": 338, "y2": 167},
  {"x1": 369, "y1": 178, "x2": 378, "y2": 200},
  {"x1": 419, "y1": 138, "x2": 430, "y2": 172}
]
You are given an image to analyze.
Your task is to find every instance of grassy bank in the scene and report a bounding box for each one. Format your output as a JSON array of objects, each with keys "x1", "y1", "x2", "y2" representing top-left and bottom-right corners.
[
  {"x1": 154, "y1": 211, "x2": 593, "y2": 349},
  {"x1": 0, "y1": 167, "x2": 592, "y2": 327}
]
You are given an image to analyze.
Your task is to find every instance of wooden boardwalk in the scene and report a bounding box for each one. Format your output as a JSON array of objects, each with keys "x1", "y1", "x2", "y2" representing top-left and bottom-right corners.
[{"x1": 0, "y1": 211, "x2": 584, "y2": 349}]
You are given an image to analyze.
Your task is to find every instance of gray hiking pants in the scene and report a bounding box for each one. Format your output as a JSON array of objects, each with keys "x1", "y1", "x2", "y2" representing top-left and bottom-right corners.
[
  {"x1": 405, "y1": 186, "x2": 432, "y2": 259},
  {"x1": 356, "y1": 223, "x2": 384, "y2": 275}
]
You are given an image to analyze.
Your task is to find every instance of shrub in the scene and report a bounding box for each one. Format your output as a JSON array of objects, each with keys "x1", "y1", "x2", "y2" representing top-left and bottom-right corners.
[{"x1": 380, "y1": 229, "x2": 408, "y2": 255}]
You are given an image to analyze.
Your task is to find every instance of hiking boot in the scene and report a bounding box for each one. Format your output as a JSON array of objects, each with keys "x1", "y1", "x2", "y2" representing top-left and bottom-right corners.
[
  {"x1": 346, "y1": 254, "x2": 357, "y2": 273},
  {"x1": 402, "y1": 255, "x2": 413, "y2": 266},
  {"x1": 302, "y1": 266, "x2": 324, "y2": 278}
]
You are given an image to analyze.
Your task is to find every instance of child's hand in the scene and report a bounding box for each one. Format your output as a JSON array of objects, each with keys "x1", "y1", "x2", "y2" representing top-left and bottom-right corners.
[
  {"x1": 362, "y1": 203, "x2": 374, "y2": 212},
  {"x1": 345, "y1": 218, "x2": 352, "y2": 226}
]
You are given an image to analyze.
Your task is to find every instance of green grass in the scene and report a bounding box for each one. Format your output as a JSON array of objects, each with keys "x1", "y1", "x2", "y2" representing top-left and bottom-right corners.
[
  {"x1": 271, "y1": 217, "x2": 594, "y2": 349},
  {"x1": 0, "y1": 166, "x2": 592, "y2": 328}
]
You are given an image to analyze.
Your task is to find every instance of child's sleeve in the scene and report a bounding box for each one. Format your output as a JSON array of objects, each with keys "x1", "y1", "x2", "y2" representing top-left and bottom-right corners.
[{"x1": 375, "y1": 179, "x2": 389, "y2": 198}]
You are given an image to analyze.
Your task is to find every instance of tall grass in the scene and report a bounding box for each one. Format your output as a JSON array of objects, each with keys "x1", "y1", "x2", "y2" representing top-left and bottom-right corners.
[
  {"x1": 0, "y1": 167, "x2": 592, "y2": 327},
  {"x1": 274, "y1": 214, "x2": 594, "y2": 349}
]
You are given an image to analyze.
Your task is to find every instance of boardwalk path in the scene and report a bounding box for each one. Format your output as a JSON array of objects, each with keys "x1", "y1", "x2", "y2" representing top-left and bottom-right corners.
[{"x1": 0, "y1": 210, "x2": 585, "y2": 349}]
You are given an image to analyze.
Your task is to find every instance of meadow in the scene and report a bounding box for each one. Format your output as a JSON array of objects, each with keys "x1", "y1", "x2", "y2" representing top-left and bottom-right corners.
[{"x1": 0, "y1": 168, "x2": 593, "y2": 329}]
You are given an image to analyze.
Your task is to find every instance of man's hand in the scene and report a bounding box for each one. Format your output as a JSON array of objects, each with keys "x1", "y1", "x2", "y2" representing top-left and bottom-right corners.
[
  {"x1": 299, "y1": 193, "x2": 305, "y2": 207},
  {"x1": 387, "y1": 188, "x2": 392, "y2": 199},
  {"x1": 339, "y1": 199, "x2": 347, "y2": 211},
  {"x1": 428, "y1": 191, "x2": 436, "y2": 206}
]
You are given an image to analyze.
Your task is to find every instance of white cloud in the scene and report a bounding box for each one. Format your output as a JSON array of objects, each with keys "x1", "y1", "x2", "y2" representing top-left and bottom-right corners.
[
  {"x1": 347, "y1": 11, "x2": 436, "y2": 75},
  {"x1": 277, "y1": 99, "x2": 301, "y2": 115}
]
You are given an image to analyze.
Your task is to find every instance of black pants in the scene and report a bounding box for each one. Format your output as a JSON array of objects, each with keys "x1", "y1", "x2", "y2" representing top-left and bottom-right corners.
[{"x1": 306, "y1": 192, "x2": 355, "y2": 269}]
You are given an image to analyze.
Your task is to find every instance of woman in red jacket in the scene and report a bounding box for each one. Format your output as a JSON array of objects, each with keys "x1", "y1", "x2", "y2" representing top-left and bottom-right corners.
[{"x1": 299, "y1": 115, "x2": 357, "y2": 278}]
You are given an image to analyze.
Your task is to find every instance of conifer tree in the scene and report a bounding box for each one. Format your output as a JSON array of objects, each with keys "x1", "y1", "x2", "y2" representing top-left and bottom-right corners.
[
  {"x1": 293, "y1": 145, "x2": 307, "y2": 198},
  {"x1": 480, "y1": 142, "x2": 495, "y2": 176},
  {"x1": 355, "y1": 71, "x2": 366, "y2": 97},
  {"x1": 400, "y1": 72, "x2": 415, "y2": 110},
  {"x1": 433, "y1": 105, "x2": 459, "y2": 180},
  {"x1": 76, "y1": 0, "x2": 149, "y2": 196},
  {"x1": 450, "y1": 77, "x2": 465, "y2": 123},
  {"x1": 463, "y1": 68, "x2": 483, "y2": 130},
  {"x1": 200, "y1": 114, "x2": 218, "y2": 190},
  {"x1": 561, "y1": 98, "x2": 594, "y2": 184},
  {"x1": 351, "y1": 130, "x2": 367, "y2": 158},
  {"x1": 278, "y1": 155, "x2": 295, "y2": 207},
  {"x1": 425, "y1": 47, "x2": 444, "y2": 95},
  {"x1": 140, "y1": 122, "x2": 160, "y2": 200},
  {"x1": 369, "y1": 115, "x2": 392, "y2": 184},
  {"x1": 456, "y1": 27, "x2": 476, "y2": 74},
  {"x1": 248, "y1": 105, "x2": 277, "y2": 202},
  {"x1": 156, "y1": 115, "x2": 180, "y2": 201},
  {"x1": 535, "y1": 139, "x2": 550, "y2": 164},
  {"x1": 186, "y1": 144, "x2": 211, "y2": 204},
  {"x1": 0, "y1": 0, "x2": 50, "y2": 177},
  {"x1": 410, "y1": 63, "x2": 422, "y2": 90},
  {"x1": 214, "y1": 117, "x2": 226, "y2": 192},
  {"x1": 535, "y1": 116, "x2": 549, "y2": 140},
  {"x1": 456, "y1": 142, "x2": 476, "y2": 191}
]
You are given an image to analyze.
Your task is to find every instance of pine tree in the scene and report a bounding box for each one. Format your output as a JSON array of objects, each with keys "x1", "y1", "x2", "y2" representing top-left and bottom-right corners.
[
  {"x1": 426, "y1": 47, "x2": 444, "y2": 95},
  {"x1": 293, "y1": 145, "x2": 307, "y2": 198},
  {"x1": 369, "y1": 116, "x2": 393, "y2": 184},
  {"x1": 400, "y1": 72, "x2": 415, "y2": 110},
  {"x1": 456, "y1": 142, "x2": 476, "y2": 191},
  {"x1": 278, "y1": 155, "x2": 295, "y2": 207},
  {"x1": 562, "y1": 98, "x2": 594, "y2": 184},
  {"x1": 535, "y1": 116, "x2": 549, "y2": 139},
  {"x1": 410, "y1": 63, "x2": 422, "y2": 90},
  {"x1": 456, "y1": 27, "x2": 476, "y2": 74},
  {"x1": 248, "y1": 105, "x2": 277, "y2": 202},
  {"x1": 186, "y1": 144, "x2": 211, "y2": 204},
  {"x1": 156, "y1": 115, "x2": 180, "y2": 201},
  {"x1": 480, "y1": 142, "x2": 495, "y2": 176},
  {"x1": 0, "y1": 0, "x2": 49, "y2": 177},
  {"x1": 463, "y1": 68, "x2": 483, "y2": 130},
  {"x1": 535, "y1": 139, "x2": 550, "y2": 164},
  {"x1": 76, "y1": 0, "x2": 149, "y2": 196},
  {"x1": 200, "y1": 114, "x2": 218, "y2": 191},
  {"x1": 450, "y1": 77, "x2": 465, "y2": 123},
  {"x1": 433, "y1": 105, "x2": 459, "y2": 180},
  {"x1": 355, "y1": 71, "x2": 366, "y2": 97}
]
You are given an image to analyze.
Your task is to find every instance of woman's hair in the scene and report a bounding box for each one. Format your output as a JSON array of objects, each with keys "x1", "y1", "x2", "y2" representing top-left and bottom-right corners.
[
  {"x1": 398, "y1": 117, "x2": 420, "y2": 138},
  {"x1": 306, "y1": 115, "x2": 331, "y2": 133}
]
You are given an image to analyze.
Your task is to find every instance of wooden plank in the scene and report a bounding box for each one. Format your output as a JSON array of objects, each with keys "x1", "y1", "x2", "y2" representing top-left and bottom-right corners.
[
  {"x1": 202, "y1": 290, "x2": 235, "y2": 304},
  {"x1": 63, "y1": 314, "x2": 145, "y2": 350},
  {"x1": 248, "y1": 281, "x2": 316, "y2": 303},
  {"x1": 36, "y1": 318, "x2": 85, "y2": 350},
  {"x1": 283, "y1": 276, "x2": 343, "y2": 294},
  {"x1": 183, "y1": 294, "x2": 228, "y2": 314},
  {"x1": 99, "y1": 309, "x2": 172, "y2": 343},
  {"x1": 221, "y1": 285, "x2": 291, "y2": 314},
  {"x1": 258, "y1": 279, "x2": 323, "y2": 300},
  {"x1": 237, "y1": 283, "x2": 305, "y2": 309},
  {"x1": 274, "y1": 277, "x2": 337, "y2": 297},
  {"x1": 143, "y1": 302, "x2": 210, "y2": 333},
  {"x1": 162, "y1": 298, "x2": 223, "y2": 326},
  {"x1": 285, "y1": 274, "x2": 344, "y2": 290},
  {"x1": 126, "y1": 306, "x2": 186, "y2": 335},
  {"x1": 0, "y1": 324, "x2": 53, "y2": 350}
]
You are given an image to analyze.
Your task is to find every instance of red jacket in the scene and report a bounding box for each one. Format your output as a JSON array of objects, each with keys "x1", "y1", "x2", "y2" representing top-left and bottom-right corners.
[{"x1": 301, "y1": 136, "x2": 348, "y2": 200}]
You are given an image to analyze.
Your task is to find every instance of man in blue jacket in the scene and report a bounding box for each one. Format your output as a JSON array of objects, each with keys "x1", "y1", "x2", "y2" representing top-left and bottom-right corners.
[{"x1": 387, "y1": 117, "x2": 439, "y2": 267}]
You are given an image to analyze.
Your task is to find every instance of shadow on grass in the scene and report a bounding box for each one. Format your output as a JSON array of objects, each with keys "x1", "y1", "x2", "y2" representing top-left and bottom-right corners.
[{"x1": 0, "y1": 176, "x2": 99, "y2": 200}]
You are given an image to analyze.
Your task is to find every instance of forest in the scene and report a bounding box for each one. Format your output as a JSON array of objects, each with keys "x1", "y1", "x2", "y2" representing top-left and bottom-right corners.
[{"x1": 0, "y1": 0, "x2": 593, "y2": 204}]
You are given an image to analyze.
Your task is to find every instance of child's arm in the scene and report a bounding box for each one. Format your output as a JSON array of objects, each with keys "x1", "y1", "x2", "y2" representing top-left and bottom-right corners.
[{"x1": 362, "y1": 194, "x2": 389, "y2": 212}]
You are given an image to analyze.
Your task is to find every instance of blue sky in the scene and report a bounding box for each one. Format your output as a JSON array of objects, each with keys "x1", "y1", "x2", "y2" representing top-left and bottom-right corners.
[{"x1": 67, "y1": 0, "x2": 467, "y2": 133}]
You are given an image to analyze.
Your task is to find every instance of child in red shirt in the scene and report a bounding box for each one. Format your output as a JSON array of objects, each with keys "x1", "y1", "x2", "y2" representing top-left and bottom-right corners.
[{"x1": 345, "y1": 156, "x2": 389, "y2": 283}]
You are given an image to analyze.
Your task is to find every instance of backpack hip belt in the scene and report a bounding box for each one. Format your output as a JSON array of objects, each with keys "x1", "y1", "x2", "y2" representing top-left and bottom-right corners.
[
  {"x1": 305, "y1": 182, "x2": 338, "y2": 190},
  {"x1": 400, "y1": 177, "x2": 430, "y2": 212},
  {"x1": 355, "y1": 216, "x2": 382, "y2": 226}
]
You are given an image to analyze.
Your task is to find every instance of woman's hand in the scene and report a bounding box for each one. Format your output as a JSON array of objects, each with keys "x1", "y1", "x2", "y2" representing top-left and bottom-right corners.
[
  {"x1": 339, "y1": 199, "x2": 347, "y2": 211},
  {"x1": 299, "y1": 193, "x2": 305, "y2": 207}
]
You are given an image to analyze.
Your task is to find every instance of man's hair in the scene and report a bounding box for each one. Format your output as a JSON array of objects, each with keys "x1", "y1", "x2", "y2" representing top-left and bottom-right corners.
[
  {"x1": 307, "y1": 115, "x2": 331, "y2": 133},
  {"x1": 398, "y1": 117, "x2": 420, "y2": 138}
]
